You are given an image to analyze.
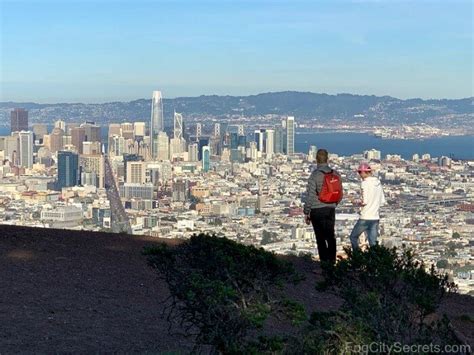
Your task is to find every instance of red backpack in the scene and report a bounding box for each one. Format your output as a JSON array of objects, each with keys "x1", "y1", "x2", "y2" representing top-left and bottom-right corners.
[{"x1": 318, "y1": 170, "x2": 343, "y2": 203}]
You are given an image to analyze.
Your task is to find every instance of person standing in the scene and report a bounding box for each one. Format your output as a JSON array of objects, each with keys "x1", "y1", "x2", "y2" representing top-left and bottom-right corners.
[
  {"x1": 349, "y1": 163, "x2": 386, "y2": 250},
  {"x1": 304, "y1": 149, "x2": 343, "y2": 264}
]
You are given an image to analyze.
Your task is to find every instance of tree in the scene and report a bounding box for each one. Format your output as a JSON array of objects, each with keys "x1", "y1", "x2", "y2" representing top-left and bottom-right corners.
[{"x1": 452, "y1": 232, "x2": 461, "y2": 239}]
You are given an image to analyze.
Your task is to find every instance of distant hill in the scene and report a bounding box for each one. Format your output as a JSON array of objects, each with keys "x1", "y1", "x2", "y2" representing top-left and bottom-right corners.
[{"x1": 0, "y1": 91, "x2": 472, "y2": 126}]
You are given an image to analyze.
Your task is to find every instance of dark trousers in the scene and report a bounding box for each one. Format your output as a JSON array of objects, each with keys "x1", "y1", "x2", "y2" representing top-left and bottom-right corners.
[{"x1": 310, "y1": 207, "x2": 336, "y2": 263}]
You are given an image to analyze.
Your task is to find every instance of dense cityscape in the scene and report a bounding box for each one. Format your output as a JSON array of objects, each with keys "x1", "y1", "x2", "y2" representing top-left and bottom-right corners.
[{"x1": 1, "y1": 91, "x2": 473, "y2": 294}]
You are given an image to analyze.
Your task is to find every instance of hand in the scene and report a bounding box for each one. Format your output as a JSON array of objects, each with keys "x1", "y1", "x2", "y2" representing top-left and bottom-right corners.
[{"x1": 304, "y1": 215, "x2": 311, "y2": 225}]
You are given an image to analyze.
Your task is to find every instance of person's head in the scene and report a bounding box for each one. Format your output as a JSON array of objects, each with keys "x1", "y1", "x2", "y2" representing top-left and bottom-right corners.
[
  {"x1": 357, "y1": 162, "x2": 372, "y2": 179},
  {"x1": 316, "y1": 149, "x2": 328, "y2": 164}
]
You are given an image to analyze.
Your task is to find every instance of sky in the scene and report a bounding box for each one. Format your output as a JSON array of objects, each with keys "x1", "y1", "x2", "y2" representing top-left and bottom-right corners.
[{"x1": 0, "y1": 0, "x2": 472, "y2": 103}]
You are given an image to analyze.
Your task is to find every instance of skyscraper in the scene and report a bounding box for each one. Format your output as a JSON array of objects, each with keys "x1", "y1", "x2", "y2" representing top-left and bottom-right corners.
[
  {"x1": 174, "y1": 112, "x2": 183, "y2": 139},
  {"x1": 265, "y1": 129, "x2": 275, "y2": 159},
  {"x1": 10, "y1": 108, "x2": 28, "y2": 133},
  {"x1": 18, "y1": 131, "x2": 34, "y2": 168},
  {"x1": 188, "y1": 143, "x2": 199, "y2": 162},
  {"x1": 71, "y1": 127, "x2": 86, "y2": 154},
  {"x1": 157, "y1": 131, "x2": 169, "y2": 161},
  {"x1": 202, "y1": 146, "x2": 210, "y2": 172},
  {"x1": 82, "y1": 123, "x2": 101, "y2": 142},
  {"x1": 254, "y1": 129, "x2": 265, "y2": 153},
  {"x1": 55, "y1": 120, "x2": 66, "y2": 131},
  {"x1": 57, "y1": 151, "x2": 79, "y2": 189},
  {"x1": 134, "y1": 122, "x2": 146, "y2": 138},
  {"x1": 49, "y1": 128, "x2": 64, "y2": 153},
  {"x1": 286, "y1": 116, "x2": 295, "y2": 156},
  {"x1": 150, "y1": 91, "x2": 164, "y2": 159},
  {"x1": 32, "y1": 124, "x2": 48, "y2": 142}
]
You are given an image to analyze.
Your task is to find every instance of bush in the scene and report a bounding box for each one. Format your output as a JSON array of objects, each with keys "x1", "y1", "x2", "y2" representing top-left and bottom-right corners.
[
  {"x1": 313, "y1": 245, "x2": 459, "y2": 348},
  {"x1": 144, "y1": 233, "x2": 303, "y2": 354}
]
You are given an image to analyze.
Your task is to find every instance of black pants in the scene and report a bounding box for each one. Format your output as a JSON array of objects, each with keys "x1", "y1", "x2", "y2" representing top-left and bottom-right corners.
[{"x1": 310, "y1": 207, "x2": 336, "y2": 263}]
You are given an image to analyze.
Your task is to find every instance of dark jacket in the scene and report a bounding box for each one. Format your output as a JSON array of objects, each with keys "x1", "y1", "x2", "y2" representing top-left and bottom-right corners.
[{"x1": 303, "y1": 163, "x2": 341, "y2": 215}]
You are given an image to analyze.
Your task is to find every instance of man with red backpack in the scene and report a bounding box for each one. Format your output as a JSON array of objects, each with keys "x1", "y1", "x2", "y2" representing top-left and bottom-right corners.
[{"x1": 304, "y1": 149, "x2": 343, "y2": 264}]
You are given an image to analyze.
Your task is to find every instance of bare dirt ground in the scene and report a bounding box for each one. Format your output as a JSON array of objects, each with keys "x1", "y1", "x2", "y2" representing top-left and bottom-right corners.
[{"x1": 0, "y1": 225, "x2": 472, "y2": 352}]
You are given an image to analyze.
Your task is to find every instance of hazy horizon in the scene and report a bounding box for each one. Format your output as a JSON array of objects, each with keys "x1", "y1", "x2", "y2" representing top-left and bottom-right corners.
[{"x1": 1, "y1": 89, "x2": 473, "y2": 106}]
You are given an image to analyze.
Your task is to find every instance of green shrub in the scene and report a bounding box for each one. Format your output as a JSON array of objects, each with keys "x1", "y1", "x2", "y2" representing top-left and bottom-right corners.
[
  {"x1": 144, "y1": 233, "x2": 303, "y2": 354},
  {"x1": 313, "y1": 245, "x2": 459, "y2": 348}
]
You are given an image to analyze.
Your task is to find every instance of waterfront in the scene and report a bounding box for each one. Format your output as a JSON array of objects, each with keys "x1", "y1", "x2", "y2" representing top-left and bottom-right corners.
[
  {"x1": 2, "y1": 127, "x2": 473, "y2": 160},
  {"x1": 295, "y1": 132, "x2": 474, "y2": 160}
]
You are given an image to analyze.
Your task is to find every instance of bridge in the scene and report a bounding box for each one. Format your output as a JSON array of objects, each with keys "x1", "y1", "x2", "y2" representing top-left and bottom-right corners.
[{"x1": 104, "y1": 155, "x2": 132, "y2": 234}]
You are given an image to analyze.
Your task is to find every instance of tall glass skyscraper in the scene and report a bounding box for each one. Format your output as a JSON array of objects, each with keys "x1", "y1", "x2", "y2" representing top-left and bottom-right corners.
[
  {"x1": 19, "y1": 131, "x2": 34, "y2": 168},
  {"x1": 150, "y1": 90, "x2": 164, "y2": 159},
  {"x1": 58, "y1": 151, "x2": 79, "y2": 189},
  {"x1": 202, "y1": 146, "x2": 210, "y2": 172},
  {"x1": 286, "y1": 116, "x2": 295, "y2": 156}
]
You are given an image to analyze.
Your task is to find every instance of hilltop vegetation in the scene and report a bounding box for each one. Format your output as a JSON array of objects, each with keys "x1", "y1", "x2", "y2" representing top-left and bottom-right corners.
[{"x1": 145, "y1": 234, "x2": 466, "y2": 354}]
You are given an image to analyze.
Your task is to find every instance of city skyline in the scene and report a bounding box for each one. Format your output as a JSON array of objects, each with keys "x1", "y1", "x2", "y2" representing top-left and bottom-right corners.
[{"x1": 1, "y1": 0, "x2": 472, "y2": 102}]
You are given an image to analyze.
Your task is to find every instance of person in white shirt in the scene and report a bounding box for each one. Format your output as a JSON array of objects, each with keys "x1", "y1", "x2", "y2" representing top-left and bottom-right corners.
[{"x1": 349, "y1": 162, "x2": 386, "y2": 250}]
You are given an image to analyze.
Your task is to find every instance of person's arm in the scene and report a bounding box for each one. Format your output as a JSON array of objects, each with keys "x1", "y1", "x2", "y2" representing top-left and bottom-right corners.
[{"x1": 361, "y1": 180, "x2": 369, "y2": 206}]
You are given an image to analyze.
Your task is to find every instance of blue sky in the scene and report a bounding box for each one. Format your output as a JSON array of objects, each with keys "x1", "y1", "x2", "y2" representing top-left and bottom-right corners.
[{"x1": 0, "y1": 0, "x2": 472, "y2": 103}]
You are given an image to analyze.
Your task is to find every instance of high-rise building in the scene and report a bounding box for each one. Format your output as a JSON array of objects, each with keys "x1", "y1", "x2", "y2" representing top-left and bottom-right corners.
[
  {"x1": 18, "y1": 131, "x2": 34, "y2": 168},
  {"x1": 308, "y1": 145, "x2": 317, "y2": 162},
  {"x1": 157, "y1": 131, "x2": 169, "y2": 161},
  {"x1": 188, "y1": 143, "x2": 199, "y2": 162},
  {"x1": 238, "y1": 125, "x2": 244, "y2": 136},
  {"x1": 150, "y1": 91, "x2": 164, "y2": 159},
  {"x1": 32, "y1": 124, "x2": 48, "y2": 142},
  {"x1": 66, "y1": 123, "x2": 79, "y2": 135},
  {"x1": 286, "y1": 116, "x2": 295, "y2": 155},
  {"x1": 71, "y1": 127, "x2": 86, "y2": 154},
  {"x1": 4, "y1": 135, "x2": 19, "y2": 165},
  {"x1": 79, "y1": 154, "x2": 105, "y2": 188},
  {"x1": 265, "y1": 129, "x2": 275, "y2": 159},
  {"x1": 198, "y1": 137, "x2": 210, "y2": 160},
  {"x1": 254, "y1": 129, "x2": 265, "y2": 153},
  {"x1": 10, "y1": 108, "x2": 28, "y2": 133},
  {"x1": 108, "y1": 123, "x2": 121, "y2": 137},
  {"x1": 438, "y1": 156, "x2": 451, "y2": 167},
  {"x1": 110, "y1": 135, "x2": 126, "y2": 156},
  {"x1": 170, "y1": 137, "x2": 186, "y2": 157},
  {"x1": 202, "y1": 146, "x2": 210, "y2": 172},
  {"x1": 134, "y1": 122, "x2": 146, "y2": 138},
  {"x1": 123, "y1": 153, "x2": 141, "y2": 182},
  {"x1": 82, "y1": 123, "x2": 101, "y2": 142},
  {"x1": 126, "y1": 161, "x2": 146, "y2": 184},
  {"x1": 364, "y1": 149, "x2": 381, "y2": 161},
  {"x1": 274, "y1": 127, "x2": 284, "y2": 154},
  {"x1": 174, "y1": 112, "x2": 183, "y2": 139},
  {"x1": 83, "y1": 141, "x2": 101, "y2": 155},
  {"x1": 55, "y1": 120, "x2": 66, "y2": 131},
  {"x1": 172, "y1": 180, "x2": 187, "y2": 202},
  {"x1": 48, "y1": 128, "x2": 65, "y2": 153},
  {"x1": 120, "y1": 122, "x2": 134, "y2": 140},
  {"x1": 57, "y1": 151, "x2": 79, "y2": 189}
]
